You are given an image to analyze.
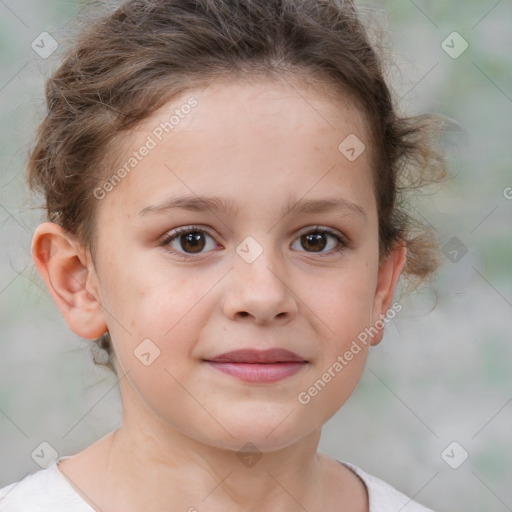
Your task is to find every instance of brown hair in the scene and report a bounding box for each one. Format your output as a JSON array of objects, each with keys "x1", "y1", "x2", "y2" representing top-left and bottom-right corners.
[{"x1": 28, "y1": 0, "x2": 447, "y2": 372}]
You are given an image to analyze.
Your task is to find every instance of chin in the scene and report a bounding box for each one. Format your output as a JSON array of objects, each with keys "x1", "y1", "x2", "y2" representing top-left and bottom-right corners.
[
  {"x1": 199, "y1": 409, "x2": 317, "y2": 454},
  {"x1": 202, "y1": 428, "x2": 310, "y2": 456}
]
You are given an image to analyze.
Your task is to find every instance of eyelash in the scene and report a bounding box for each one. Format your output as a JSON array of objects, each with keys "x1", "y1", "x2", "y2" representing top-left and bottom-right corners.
[{"x1": 159, "y1": 225, "x2": 350, "y2": 261}]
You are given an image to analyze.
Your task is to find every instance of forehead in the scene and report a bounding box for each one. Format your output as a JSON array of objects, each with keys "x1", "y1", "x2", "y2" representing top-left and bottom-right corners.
[
  {"x1": 113, "y1": 72, "x2": 369, "y2": 155},
  {"x1": 169, "y1": 74, "x2": 366, "y2": 136},
  {"x1": 98, "y1": 76, "x2": 374, "y2": 221}
]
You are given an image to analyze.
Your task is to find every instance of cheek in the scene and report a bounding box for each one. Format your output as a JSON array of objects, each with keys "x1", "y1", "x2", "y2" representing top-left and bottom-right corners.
[
  {"x1": 119, "y1": 356, "x2": 217, "y2": 441},
  {"x1": 294, "y1": 311, "x2": 371, "y2": 430},
  {"x1": 305, "y1": 260, "x2": 377, "y2": 345},
  {"x1": 99, "y1": 253, "x2": 198, "y2": 332},
  {"x1": 101, "y1": 261, "x2": 216, "y2": 375},
  {"x1": 293, "y1": 265, "x2": 376, "y2": 417}
]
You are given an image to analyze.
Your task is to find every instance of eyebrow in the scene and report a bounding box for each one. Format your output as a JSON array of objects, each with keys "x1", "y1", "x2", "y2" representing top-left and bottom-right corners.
[{"x1": 138, "y1": 194, "x2": 367, "y2": 221}]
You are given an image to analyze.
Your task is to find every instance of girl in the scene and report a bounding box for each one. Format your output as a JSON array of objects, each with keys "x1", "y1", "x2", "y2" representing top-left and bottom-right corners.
[{"x1": 0, "y1": 0, "x2": 446, "y2": 510}]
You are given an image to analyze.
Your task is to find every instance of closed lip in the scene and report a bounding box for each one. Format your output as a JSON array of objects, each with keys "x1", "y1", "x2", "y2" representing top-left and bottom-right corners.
[{"x1": 204, "y1": 348, "x2": 307, "y2": 364}]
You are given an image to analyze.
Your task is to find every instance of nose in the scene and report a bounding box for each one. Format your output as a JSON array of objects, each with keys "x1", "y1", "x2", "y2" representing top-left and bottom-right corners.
[{"x1": 222, "y1": 247, "x2": 298, "y2": 325}]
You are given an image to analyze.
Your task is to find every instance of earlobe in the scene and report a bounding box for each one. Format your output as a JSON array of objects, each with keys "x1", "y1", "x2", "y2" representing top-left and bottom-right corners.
[
  {"x1": 31, "y1": 222, "x2": 107, "y2": 339},
  {"x1": 369, "y1": 243, "x2": 407, "y2": 346}
]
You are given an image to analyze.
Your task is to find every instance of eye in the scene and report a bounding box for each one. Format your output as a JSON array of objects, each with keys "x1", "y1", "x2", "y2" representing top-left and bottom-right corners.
[
  {"x1": 160, "y1": 225, "x2": 218, "y2": 258},
  {"x1": 160, "y1": 225, "x2": 349, "y2": 260},
  {"x1": 290, "y1": 226, "x2": 348, "y2": 256}
]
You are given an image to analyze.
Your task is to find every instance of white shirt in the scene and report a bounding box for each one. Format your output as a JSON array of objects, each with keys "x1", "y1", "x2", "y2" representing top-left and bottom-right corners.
[{"x1": 0, "y1": 456, "x2": 434, "y2": 511}]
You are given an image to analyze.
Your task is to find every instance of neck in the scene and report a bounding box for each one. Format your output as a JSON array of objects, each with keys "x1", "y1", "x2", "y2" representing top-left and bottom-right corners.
[
  {"x1": 58, "y1": 374, "x2": 367, "y2": 512},
  {"x1": 103, "y1": 413, "x2": 326, "y2": 512}
]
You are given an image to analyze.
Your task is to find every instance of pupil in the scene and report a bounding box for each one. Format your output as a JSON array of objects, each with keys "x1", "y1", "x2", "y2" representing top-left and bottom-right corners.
[
  {"x1": 303, "y1": 232, "x2": 326, "y2": 252},
  {"x1": 181, "y1": 232, "x2": 205, "y2": 253}
]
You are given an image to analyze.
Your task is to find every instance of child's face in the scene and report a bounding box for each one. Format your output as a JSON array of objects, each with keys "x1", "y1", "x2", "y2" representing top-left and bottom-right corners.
[{"x1": 44, "y1": 77, "x2": 405, "y2": 452}]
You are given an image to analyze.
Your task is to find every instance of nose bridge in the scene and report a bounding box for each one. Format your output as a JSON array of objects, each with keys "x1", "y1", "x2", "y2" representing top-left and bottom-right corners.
[
  {"x1": 223, "y1": 233, "x2": 297, "y2": 323},
  {"x1": 236, "y1": 231, "x2": 287, "y2": 282}
]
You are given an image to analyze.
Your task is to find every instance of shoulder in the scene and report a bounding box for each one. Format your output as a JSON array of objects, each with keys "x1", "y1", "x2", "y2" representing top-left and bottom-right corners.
[
  {"x1": 0, "y1": 458, "x2": 94, "y2": 512},
  {"x1": 338, "y1": 460, "x2": 435, "y2": 512}
]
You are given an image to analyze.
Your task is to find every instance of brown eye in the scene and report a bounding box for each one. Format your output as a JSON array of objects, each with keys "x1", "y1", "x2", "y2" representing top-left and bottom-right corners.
[
  {"x1": 291, "y1": 227, "x2": 346, "y2": 256},
  {"x1": 162, "y1": 226, "x2": 217, "y2": 257},
  {"x1": 179, "y1": 231, "x2": 206, "y2": 253},
  {"x1": 300, "y1": 232, "x2": 328, "y2": 252}
]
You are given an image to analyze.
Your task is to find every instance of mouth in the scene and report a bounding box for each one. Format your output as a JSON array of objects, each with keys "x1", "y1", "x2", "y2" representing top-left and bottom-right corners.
[{"x1": 203, "y1": 349, "x2": 308, "y2": 383}]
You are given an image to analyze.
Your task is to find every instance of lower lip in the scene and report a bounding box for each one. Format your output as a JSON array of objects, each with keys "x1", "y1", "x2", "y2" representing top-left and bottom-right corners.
[{"x1": 206, "y1": 362, "x2": 307, "y2": 383}]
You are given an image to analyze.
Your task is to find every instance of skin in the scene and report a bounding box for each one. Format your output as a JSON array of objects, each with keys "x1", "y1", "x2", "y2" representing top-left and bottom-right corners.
[{"x1": 32, "y1": 75, "x2": 406, "y2": 512}]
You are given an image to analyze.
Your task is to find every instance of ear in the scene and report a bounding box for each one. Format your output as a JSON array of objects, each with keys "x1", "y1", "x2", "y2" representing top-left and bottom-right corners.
[
  {"x1": 31, "y1": 222, "x2": 107, "y2": 339},
  {"x1": 369, "y1": 243, "x2": 407, "y2": 346}
]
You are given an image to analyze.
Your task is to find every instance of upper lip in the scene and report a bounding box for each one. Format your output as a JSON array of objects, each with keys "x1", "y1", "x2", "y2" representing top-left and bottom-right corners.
[{"x1": 205, "y1": 349, "x2": 307, "y2": 364}]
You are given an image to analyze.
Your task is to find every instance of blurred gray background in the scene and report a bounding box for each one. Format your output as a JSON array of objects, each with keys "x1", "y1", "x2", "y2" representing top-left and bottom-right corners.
[{"x1": 1, "y1": 1, "x2": 511, "y2": 510}]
